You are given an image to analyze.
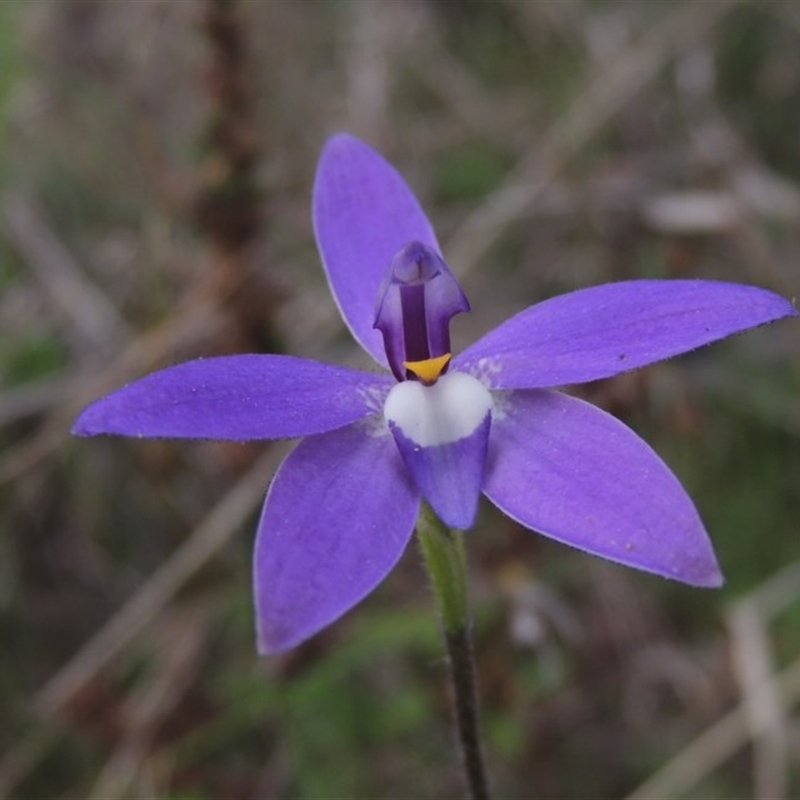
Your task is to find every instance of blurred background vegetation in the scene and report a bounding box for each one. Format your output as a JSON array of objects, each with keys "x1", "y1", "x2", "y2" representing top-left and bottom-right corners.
[{"x1": 0, "y1": 1, "x2": 799, "y2": 797}]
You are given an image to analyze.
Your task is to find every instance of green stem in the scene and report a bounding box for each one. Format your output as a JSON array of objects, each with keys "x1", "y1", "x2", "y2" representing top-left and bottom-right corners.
[{"x1": 416, "y1": 503, "x2": 492, "y2": 800}]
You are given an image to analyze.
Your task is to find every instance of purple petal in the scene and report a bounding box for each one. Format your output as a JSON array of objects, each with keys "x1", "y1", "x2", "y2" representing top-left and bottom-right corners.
[
  {"x1": 255, "y1": 422, "x2": 420, "y2": 653},
  {"x1": 313, "y1": 133, "x2": 440, "y2": 367},
  {"x1": 384, "y1": 372, "x2": 493, "y2": 529},
  {"x1": 483, "y1": 389, "x2": 722, "y2": 586},
  {"x1": 72, "y1": 355, "x2": 393, "y2": 440},
  {"x1": 455, "y1": 280, "x2": 798, "y2": 388},
  {"x1": 389, "y1": 416, "x2": 490, "y2": 530}
]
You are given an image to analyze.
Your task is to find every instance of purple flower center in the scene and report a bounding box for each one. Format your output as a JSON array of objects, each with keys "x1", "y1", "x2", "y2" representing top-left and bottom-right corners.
[{"x1": 373, "y1": 241, "x2": 470, "y2": 383}]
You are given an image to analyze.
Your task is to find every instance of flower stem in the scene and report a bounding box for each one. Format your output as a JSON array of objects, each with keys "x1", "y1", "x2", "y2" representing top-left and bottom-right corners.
[{"x1": 416, "y1": 503, "x2": 491, "y2": 800}]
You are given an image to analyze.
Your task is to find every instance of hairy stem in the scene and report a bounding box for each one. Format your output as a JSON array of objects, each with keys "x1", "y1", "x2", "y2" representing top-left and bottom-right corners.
[{"x1": 416, "y1": 503, "x2": 492, "y2": 800}]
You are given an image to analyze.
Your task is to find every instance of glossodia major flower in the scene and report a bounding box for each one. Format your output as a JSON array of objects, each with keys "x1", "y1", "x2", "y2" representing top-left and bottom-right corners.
[{"x1": 73, "y1": 133, "x2": 798, "y2": 653}]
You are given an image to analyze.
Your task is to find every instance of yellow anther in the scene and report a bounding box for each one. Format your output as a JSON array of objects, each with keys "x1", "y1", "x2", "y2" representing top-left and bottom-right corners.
[{"x1": 403, "y1": 353, "x2": 452, "y2": 384}]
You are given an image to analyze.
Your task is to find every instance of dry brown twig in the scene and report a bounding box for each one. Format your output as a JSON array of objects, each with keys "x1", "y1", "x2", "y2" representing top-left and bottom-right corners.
[
  {"x1": 343, "y1": 0, "x2": 397, "y2": 145},
  {"x1": 728, "y1": 601, "x2": 788, "y2": 800},
  {"x1": 624, "y1": 558, "x2": 800, "y2": 799},
  {"x1": 0, "y1": 268, "x2": 228, "y2": 487},
  {"x1": 0, "y1": 443, "x2": 286, "y2": 797},
  {"x1": 3, "y1": 194, "x2": 130, "y2": 357},
  {"x1": 86, "y1": 605, "x2": 212, "y2": 800},
  {"x1": 624, "y1": 649, "x2": 800, "y2": 800},
  {"x1": 443, "y1": 0, "x2": 738, "y2": 278},
  {"x1": 406, "y1": 24, "x2": 534, "y2": 150},
  {"x1": 35, "y1": 444, "x2": 283, "y2": 718}
]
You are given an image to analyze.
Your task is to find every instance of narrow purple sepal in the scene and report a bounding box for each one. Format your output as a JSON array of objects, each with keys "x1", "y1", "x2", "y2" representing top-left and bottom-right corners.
[
  {"x1": 313, "y1": 134, "x2": 440, "y2": 367},
  {"x1": 389, "y1": 413, "x2": 490, "y2": 529},
  {"x1": 254, "y1": 422, "x2": 420, "y2": 653},
  {"x1": 483, "y1": 389, "x2": 722, "y2": 586},
  {"x1": 374, "y1": 242, "x2": 470, "y2": 381},
  {"x1": 455, "y1": 280, "x2": 798, "y2": 389},
  {"x1": 72, "y1": 355, "x2": 393, "y2": 440}
]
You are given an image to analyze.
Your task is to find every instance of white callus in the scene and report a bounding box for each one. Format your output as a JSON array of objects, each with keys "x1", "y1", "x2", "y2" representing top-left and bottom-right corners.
[{"x1": 383, "y1": 371, "x2": 492, "y2": 446}]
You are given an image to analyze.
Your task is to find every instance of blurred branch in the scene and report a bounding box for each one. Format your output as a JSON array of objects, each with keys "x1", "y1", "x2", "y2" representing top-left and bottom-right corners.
[
  {"x1": 344, "y1": 0, "x2": 394, "y2": 144},
  {"x1": 0, "y1": 272, "x2": 228, "y2": 486},
  {"x1": 624, "y1": 559, "x2": 800, "y2": 799},
  {"x1": 728, "y1": 601, "x2": 787, "y2": 800},
  {"x1": 37, "y1": 445, "x2": 280, "y2": 713},
  {"x1": 0, "y1": 444, "x2": 285, "y2": 797},
  {"x1": 747, "y1": 559, "x2": 800, "y2": 619},
  {"x1": 0, "y1": 374, "x2": 76, "y2": 426},
  {"x1": 194, "y1": 0, "x2": 276, "y2": 353},
  {"x1": 194, "y1": 0, "x2": 260, "y2": 253},
  {"x1": 409, "y1": 39, "x2": 532, "y2": 149},
  {"x1": 3, "y1": 194, "x2": 130, "y2": 357},
  {"x1": 623, "y1": 652, "x2": 800, "y2": 800},
  {"x1": 87, "y1": 606, "x2": 211, "y2": 800},
  {"x1": 444, "y1": 0, "x2": 738, "y2": 277}
]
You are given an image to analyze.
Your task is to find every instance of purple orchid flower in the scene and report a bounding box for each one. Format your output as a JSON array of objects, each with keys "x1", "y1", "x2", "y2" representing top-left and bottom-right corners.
[{"x1": 73, "y1": 133, "x2": 797, "y2": 654}]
